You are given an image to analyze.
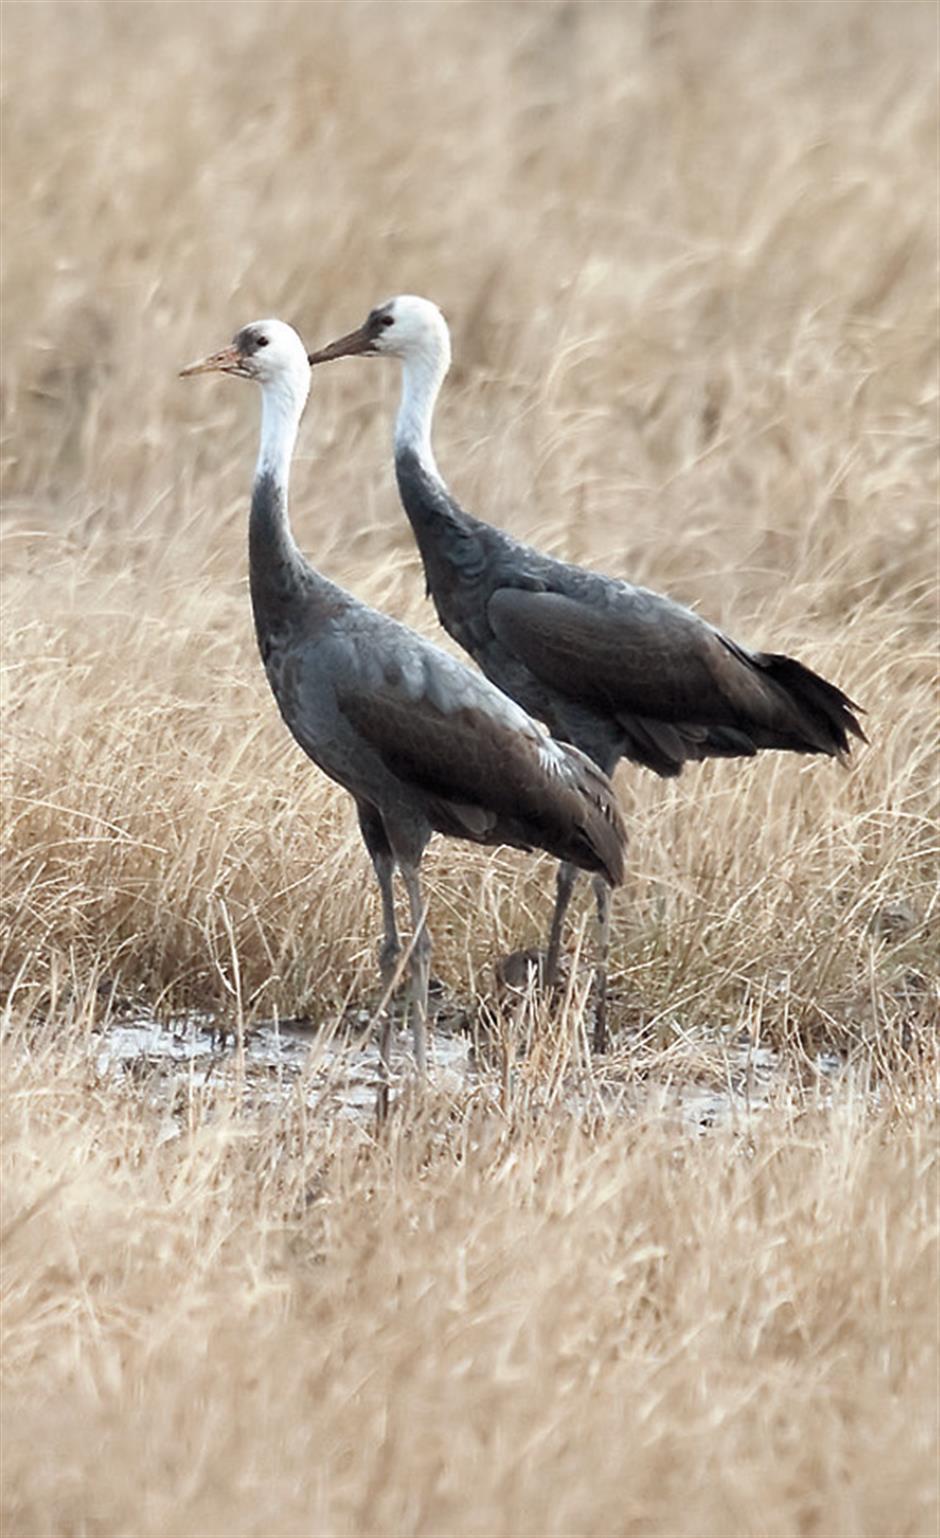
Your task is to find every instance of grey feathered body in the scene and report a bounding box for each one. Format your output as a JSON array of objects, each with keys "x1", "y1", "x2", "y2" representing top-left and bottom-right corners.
[
  {"x1": 395, "y1": 449, "x2": 865, "y2": 778},
  {"x1": 248, "y1": 472, "x2": 625, "y2": 883}
]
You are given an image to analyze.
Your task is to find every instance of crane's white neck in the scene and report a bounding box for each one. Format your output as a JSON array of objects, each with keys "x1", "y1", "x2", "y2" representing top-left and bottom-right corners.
[
  {"x1": 250, "y1": 370, "x2": 311, "y2": 588},
  {"x1": 257, "y1": 373, "x2": 308, "y2": 489},
  {"x1": 395, "y1": 340, "x2": 450, "y2": 480}
]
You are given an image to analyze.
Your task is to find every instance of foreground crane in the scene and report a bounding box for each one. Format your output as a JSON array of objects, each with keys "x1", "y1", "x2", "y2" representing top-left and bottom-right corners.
[
  {"x1": 180, "y1": 319, "x2": 626, "y2": 1095},
  {"x1": 308, "y1": 296, "x2": 866, "y2": 1046}
]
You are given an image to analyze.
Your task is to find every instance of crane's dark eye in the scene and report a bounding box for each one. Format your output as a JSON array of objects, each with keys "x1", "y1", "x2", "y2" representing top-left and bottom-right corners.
[
  {"x1": 255, "y1": 335, "x2": 269, "y2": 349},
  {"x1": 381, "y1": 315, "x2": 394, "y2": 328}
]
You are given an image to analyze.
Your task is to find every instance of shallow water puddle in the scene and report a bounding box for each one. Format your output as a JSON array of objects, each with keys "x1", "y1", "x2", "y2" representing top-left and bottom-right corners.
[
  {"x1": 91, "y1": 1005, "x2": 847, "y2": 1132},
  {"x1": 94, "y1": 1009, "x2": 474, "y2": 1124}
]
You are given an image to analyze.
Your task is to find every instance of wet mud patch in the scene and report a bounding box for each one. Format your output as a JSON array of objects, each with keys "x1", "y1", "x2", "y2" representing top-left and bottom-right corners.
[{"x1": 88, "y1": 995, "x2": 851, "y2": 1134}]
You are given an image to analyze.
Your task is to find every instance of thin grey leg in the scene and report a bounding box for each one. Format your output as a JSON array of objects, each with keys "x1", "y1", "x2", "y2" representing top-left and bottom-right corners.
[
  {"x1": 400, "y1": 863, "x2": 432, "y2": 1075},
  {"x1": 545, "y1": 861, "x2": 579, "y2": 988},
  {"x1": 357, "y1": 802, "x2": 400, "y2": 1121},
  {"x1": 592, "y1": 875, "x2": 611, "y2": 1055},
  {"x1": 356, "y1": 802, "x2": 401, "y2": 988},
  {"x1": 373, "y1": 850, "x2": 401, "y2": 989}
]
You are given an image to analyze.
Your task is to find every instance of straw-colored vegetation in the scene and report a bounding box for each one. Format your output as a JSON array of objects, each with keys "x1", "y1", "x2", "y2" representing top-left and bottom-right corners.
[
  {"x1": 1, "y1": 3, "x2": 937, "y2": 1535},
  {"x1": 3, "y1": 1056, "x2": 937, "y2": 1538}
]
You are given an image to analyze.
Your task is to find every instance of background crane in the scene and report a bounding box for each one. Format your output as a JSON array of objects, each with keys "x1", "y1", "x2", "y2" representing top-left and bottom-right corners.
[{"x1": 308, "y1": 295, "x2": 866, "y2": 1048}]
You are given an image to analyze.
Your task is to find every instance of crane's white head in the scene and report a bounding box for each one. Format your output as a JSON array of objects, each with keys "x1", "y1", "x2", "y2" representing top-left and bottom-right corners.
[
  {"x1": 181, "y1": 318, "x2": 310, "y2": 399},
  {"x1": 308, "y1": 295, "x2": 451, "y2": 371},
  {"x1": 181, "y1": 319, "x2": 311, "y2": 481}
]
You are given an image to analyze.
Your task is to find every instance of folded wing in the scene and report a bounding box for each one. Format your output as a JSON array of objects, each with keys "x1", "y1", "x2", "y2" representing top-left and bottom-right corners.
[
  {"x1": 487, "y1": 586, "x2": 865, "y2": 777},
  {"x1": 336, "y1": 652, "x2": 626, "y2": 885}
]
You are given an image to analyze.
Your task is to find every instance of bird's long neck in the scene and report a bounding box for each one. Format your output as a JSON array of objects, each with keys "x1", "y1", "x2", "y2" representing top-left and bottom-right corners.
[
  {"x1": 395, "y1": 344, "x2": 449, "y2": 485},
  {"x1": 249, "y1": 378, "x2": 305, "y2": 588},
  {"x1": 394, "y1": 341, "x2": 480, "y2": 582}
]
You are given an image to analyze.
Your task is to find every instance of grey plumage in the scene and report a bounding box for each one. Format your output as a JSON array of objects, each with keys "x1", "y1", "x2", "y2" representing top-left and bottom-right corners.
[
  {"x1": 308, "y1": 295, "x2": 866, "y2": 1037},
  {"x1": 181, "y1": 319, "x2": 626, "y2": 1090}
]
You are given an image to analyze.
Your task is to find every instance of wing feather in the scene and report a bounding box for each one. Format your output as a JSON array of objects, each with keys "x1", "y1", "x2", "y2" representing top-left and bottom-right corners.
[
  {"x1": 487, "y1": 586, "x2": 864, "y2": 771},
  {"x1": 336, "y1": 659, "x2": 626, "y2": 883}
]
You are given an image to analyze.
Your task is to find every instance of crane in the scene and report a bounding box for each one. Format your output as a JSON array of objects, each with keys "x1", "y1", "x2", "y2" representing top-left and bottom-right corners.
[
  {"x1": 308, "y1": 295, "x2": 866, "y2": 1048},
  {"x1": 180, "y1": 319, "x2": 626, "y2": 1097}
]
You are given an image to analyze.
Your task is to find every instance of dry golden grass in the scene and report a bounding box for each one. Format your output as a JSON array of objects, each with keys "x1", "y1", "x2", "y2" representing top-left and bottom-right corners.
[
  {"x1": 1, "y1": 3, "x2": 938, "y2": 1534},
  {"x1": 3, "y1": 1038, "x2": 938, "y2": 1538}
]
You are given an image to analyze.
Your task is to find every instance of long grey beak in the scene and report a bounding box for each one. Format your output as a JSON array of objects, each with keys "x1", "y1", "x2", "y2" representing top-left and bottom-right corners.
[{"x1": 307, "y1": 325, "x2": 375, "y2": 366}]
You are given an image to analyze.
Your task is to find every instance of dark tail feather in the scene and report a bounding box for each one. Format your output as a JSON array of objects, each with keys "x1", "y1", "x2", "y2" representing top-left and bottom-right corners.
[{"x1": 756, "y1": 653, "x2": 867, "y2": 757}]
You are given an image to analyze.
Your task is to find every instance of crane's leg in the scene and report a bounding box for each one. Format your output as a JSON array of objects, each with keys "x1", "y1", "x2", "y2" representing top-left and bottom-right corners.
[
  {"x1": 592, "y1": 876, "x2": 611, "y2": 1055},
  {"x1": 374, "y1": 855, "x2": 401, "y2": 992},
  {"x1": 357, "y1": 803, "x2": 400, "y2": 1120},
  {"x1": 357, "y1": 803, "x2": 401, "y2": 989},
  {"x1": 399, "y1": 862, "x2": 432, "y2": 1075},
  {"x1": 545, "y1": 861, "x2": 579, "y2": 989}
]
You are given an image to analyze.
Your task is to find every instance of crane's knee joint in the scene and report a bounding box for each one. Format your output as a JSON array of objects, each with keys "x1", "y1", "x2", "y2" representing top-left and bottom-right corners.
[
  {"x1": 555, "y1": 862, "x2": 577, "y2": 897},
  {"x1": 378, "y1": 935, "x2": 402, "y2": 975}
]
